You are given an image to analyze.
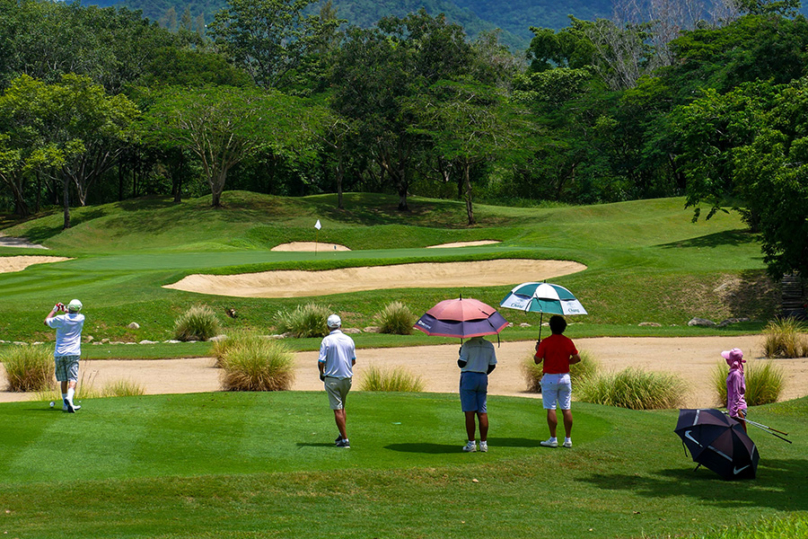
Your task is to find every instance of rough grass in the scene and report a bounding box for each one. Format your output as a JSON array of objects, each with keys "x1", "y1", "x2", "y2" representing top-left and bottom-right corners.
[
  {"x1": 711, "y1": 360, "x2": 785, "y2": 407},
  {"x1": 521, "y1": 350, "x2": 599, "y2": 393},
  {"x1": 359, "y1": 364, "x2": 424, "y2": 392},
  {"x1": 685, "y1": 512, "x2": 808, "y2": 539},
  {"x1": 375, "y1": 301, "x2": 416, "y2": 335},
  {"x1": 273, "y1": 303, "x2": 330, "y2": 338},
  {"x1": 762, "y1": 317, "x2": 808, "y2": 358},
  {"x1": 1, "y1": 345, "x2": 54, "y2": 392},
  {"x1": 174, "y1": 305, "x2": 221, "y2": 342},
  {"x1": 576, "y1": 367, "x2": 686, "y2": 410},
  {"x1": 220, "y1": 338, "x2": 295, "y2": 391}
]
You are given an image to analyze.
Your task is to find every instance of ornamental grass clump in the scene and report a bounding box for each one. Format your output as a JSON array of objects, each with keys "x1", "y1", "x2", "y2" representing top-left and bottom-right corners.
[
  {"x1": 359, "y1": 365, "x2": 424, "y2": 392},
  {"x1": 211, "y1": 330, "x2": 266, "y2": 368},
  {"x1": 1, "y1": 345, "x2": 54, "y2": 392},
  {"x1": 174, "y1": 305, "x2": 221, "y2": 342},
  {"x1": 762, "y1": 317, "x2": 808, "y2": 358},
  {"x1": 521, "y1": 350, "x2": 599, "y2": 393},
  {"x1": 220, "y1": 338, "x2": 295, "y2": 391},
  {"x1": 273, "y1": 303, "x2": 330, "y2": 338},
  {"x1": 102, "y1": 379, "x2": 146, "y2": 397},
  {"x1": 577, "y1": 367, "x2": 685, "y2": 410},
  {"x1": 711, "y1": 360, "x2": 785, "y2": 407},
  {"x1": 376, "y1": 301, "x2": 416, "y2": 335}
]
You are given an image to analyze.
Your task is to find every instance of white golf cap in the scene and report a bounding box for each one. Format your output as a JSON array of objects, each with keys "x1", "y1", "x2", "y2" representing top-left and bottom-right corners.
[
  {"x1": 67, "y1": 299, "x2": 83, "y2": 311},
  {"x1": 327, "y1": 314, "x2": 341, "y2": 328}
]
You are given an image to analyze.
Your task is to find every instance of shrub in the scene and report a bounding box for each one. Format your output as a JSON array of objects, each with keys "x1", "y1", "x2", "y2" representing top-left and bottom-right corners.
[
  {"x1": 521, "y1": 350, "x2": 599, "y2": 393},
  {"x1": 174, "y1": 305, "x2": 221, "y2": 342},
  {"x1": 711, "y1": 360, "x2": 785, "y2": 407},
  {"x1": 211, "y1": 330, "x2": 266, "y2": 368},
  {"x1": 359, "y1": 365, "x2": 424, "y2": 392},
  {"x1": 220, "y1": 338, "x2": 295, "y2": 391},
  {"x1": 273, "y1": 303, "x2": 330, "y2": 338},
  {"x1": 376, "y1": 301, "x2": 416, "y2": 335},
  {"x1": 762, "y1": 317, "x2": 808, "y2": 358},
  {"x1": 576, "y1": 367, "x2": 686, "y2": 410},
  {"x1": 1, "y1": 345, "x2": 55, "y2": 392},
  {"x1": 102, "y1": 379, "x2": 146, "y2": 397}
]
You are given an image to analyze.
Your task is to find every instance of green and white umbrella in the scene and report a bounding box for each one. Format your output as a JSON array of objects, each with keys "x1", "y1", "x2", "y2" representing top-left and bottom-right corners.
[{"x1": 500, "y1": 282, "x2": 587, "y2": 340}]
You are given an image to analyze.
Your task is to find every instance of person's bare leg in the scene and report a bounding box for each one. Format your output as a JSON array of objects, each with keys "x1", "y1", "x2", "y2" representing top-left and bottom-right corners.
[
  {"x1": 478, "y1": 413, "x2": 489, "y2": 442},
  {"x1": 547, "y1": 409, "x2": 558, "y2": 438},
  {"x1": 465, "y1": 411, "x2": 477, "y2": 441},
  {"x1": 561, "y1": 409, "x2": 573, "y2": 438},
  {"x1": 334, "y1": 409, "x2": 347, "y2": 440}
]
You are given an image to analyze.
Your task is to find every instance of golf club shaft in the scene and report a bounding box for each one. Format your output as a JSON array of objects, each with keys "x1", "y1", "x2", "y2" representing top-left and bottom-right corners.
[
  {"x1": 722, "y1": 411, "x2": 790, "y2": 436},
  {"x1": 737, "y1": 416, "x2": 790, "y2": 436},
  {"x1": 743, "y1": 420, "x2": 793, "y2": 443}
]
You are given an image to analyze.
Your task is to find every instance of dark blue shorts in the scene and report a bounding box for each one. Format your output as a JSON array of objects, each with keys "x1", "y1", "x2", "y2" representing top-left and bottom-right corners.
[{"x1": 460, "y1": 371, "x2": 488, "y2": 413}]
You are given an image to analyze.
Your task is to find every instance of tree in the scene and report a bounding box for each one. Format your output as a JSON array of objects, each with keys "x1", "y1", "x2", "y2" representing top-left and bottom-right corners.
[
  {"x1": 0, "y1": 74, "x2": 139, "y2": 227},
  {"x1": 208, "y1": 0, "x2": 340, "y2": 90},
  {"x1": 330, "y1": 10, "x2": 474, "y2": 211},
  {"x1": 406, "y1": 80, "x2": 526, "y2": 224},
  {"x1": 145, "y1": 85, "x2": 316, "y2": 207}
]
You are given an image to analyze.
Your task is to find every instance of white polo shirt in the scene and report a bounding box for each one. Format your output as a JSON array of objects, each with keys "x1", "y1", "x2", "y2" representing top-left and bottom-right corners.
[
  {"x1": 458, "y1": 336, "x2": 497, "y2": 373},
  {"x1": 47, "y1": 313, "x2": 85, "y2": 356},
  {"x1": 318, "y1": 329, "x2": 356, "y2": 379}
]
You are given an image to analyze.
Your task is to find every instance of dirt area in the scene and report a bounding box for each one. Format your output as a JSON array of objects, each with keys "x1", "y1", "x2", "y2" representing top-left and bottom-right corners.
[
  {"x1": 0, "y1": 255, "x2": 71, "y2": 273},
  {"x1": 3, "y1": 335, "x2": 806, "y2": 409},
  {"x1": 164, "y1": 259, "x2": 587, "y2": 298},
  {"x1": 270, "y1": 242, "x2": 351, "y2": 251},
  {"x1": 0, "y1": 234, "x2": 48, "y2": 250}
]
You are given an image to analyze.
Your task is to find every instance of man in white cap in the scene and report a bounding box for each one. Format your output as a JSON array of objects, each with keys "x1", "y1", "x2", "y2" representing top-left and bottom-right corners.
[
  {"x1": 318, "y1": 314, "x2": 356, "y2": 448},
  {"x1": 44, "y1": 299, "x2": 85, "y2": 413}
]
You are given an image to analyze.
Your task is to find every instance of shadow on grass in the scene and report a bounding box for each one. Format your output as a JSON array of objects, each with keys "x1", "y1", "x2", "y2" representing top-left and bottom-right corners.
[
  {"x1": 296, "y1": 442, "x2": 339, "y2": 448},
  {"x1": 385, "y1": 443, "x2": 460, "y2": 454},
  {"x1": 579, "y1": 458, "x2": 808, "y2": 511},
  {"x1": 659, "y1": 229, "x2": 758, "y2": 249},
  {"x1": 385, "y1": 437, "x2": 541, "y2": 454}
]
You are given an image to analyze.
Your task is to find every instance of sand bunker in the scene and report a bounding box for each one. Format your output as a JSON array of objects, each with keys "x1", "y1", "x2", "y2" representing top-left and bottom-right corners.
[
  {"x1": 5, "y1": 336, "x2": 807, "y2": 408},
  {"x1": 0, "y1": 256, "x2": 71, "y2": 273},
  {"x1": 165, "y1": 259, "x2": 587, "y2": 298},
  {"x1": 271, "y1": 242, "x2": 351, "y2": 252},
  {"x1": 427, "y1": 240, "x2": 501, "y2": 248}
]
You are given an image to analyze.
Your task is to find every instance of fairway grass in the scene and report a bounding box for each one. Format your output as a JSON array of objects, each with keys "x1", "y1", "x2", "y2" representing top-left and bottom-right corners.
[
  {"x1": 0, "y1": 192, "x2": 777, "y2": 343},
  {"x1": 0, "y1": 392, "x2": 805, "y2": 538}
]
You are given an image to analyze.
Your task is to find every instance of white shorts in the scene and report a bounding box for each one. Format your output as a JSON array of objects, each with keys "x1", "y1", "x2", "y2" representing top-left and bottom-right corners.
[{"x1": 541, "y1": 373, "x2": 571, "y2": 410}]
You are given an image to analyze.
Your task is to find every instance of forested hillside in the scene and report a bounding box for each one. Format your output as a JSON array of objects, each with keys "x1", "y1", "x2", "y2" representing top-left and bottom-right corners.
[
  {"x1": 82, "y1": 0, "x2": 613, "y2": 52},
  {"x1": 2, "y1": 0, "x2": 808, "y2": 281}
]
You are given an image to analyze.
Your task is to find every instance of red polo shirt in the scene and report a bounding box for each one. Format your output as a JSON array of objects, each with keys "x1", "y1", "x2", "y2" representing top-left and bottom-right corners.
[{"x1": 535, "y1": 334, "x2": 578, "y2": 374}]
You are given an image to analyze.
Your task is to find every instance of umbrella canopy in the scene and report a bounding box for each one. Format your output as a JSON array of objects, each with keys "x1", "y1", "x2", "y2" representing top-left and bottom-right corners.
[
  {"x1": 414, "y1": 297, "x2": 508, "y2": 339},
  {"x1": 500, "y1": 282, "x2": 587, "y2": 315},
  {"x1": 674, "y1": 408, "x2": 759, "y2": 480}
]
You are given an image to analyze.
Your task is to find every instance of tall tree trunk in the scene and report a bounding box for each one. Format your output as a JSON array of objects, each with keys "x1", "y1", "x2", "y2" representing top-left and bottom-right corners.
[
  {"x1": 337, "y1": 151, "x2": 344, "y2": 210},
  {"x1": 62, "y1": 177, "x2": 71, "y2": 230},
  {"x1": 463, "y1": 160, "x2": 475, "y2": 225},
  {"x1": 35, "y1": 170, "x2": 41, "y2": 213}
]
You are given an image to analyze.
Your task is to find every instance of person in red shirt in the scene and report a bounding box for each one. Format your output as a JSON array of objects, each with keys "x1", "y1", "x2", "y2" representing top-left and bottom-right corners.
[{"x1": 534, "y1": 315, "x2": 581, "y2": 448}]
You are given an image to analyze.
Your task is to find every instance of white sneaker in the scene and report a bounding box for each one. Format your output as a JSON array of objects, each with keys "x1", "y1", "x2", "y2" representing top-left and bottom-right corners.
[
  {"x1": 540, "y1": 439, "x2": 558, "y2": 448},
  {"x1": 479, "y1": 441, "x2": 488, "y2": 452},
  {"x1": 562, "y1": 440, "x2": 572, "y2": 448},
  {"x1": 462, "y1": 441, "x2": 477, "y2": 452}
]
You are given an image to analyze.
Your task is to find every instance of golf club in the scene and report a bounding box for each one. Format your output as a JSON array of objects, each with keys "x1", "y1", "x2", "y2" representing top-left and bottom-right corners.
[{"x1": 723, "y1": 411, "x2": 792, "y2": 444}]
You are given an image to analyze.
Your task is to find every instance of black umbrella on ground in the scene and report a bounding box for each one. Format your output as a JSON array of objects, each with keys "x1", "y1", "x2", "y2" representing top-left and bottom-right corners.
[{"x1": 674, "y1": 408, "x2": 759, "y2": 480}]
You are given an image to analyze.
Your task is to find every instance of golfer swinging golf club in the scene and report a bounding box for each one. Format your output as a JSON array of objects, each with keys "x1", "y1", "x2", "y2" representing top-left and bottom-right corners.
[{"x1": 44, "y1": 299, "x2": 85, "y2": 413}]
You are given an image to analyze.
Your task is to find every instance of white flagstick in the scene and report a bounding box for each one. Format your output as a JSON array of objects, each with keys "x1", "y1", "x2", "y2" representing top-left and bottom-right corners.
[{"x1": 314, "y1": 220, "x2": 322, "y2": 256}]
